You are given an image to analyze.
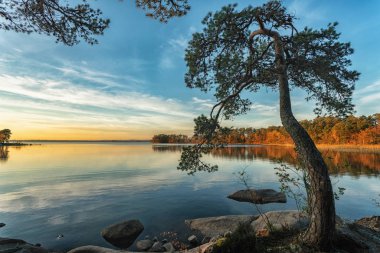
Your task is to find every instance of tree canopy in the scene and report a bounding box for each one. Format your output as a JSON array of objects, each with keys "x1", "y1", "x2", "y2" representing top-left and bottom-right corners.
[
  {"x1": 0, "y1": 129, "x2": 12, "y2": 144},
  {"x1": 0, "y1": 0, "x2": 190, "y2": 45},
  {"x1": 180, "y1": 0, "x2": 359, "y2": 173}
]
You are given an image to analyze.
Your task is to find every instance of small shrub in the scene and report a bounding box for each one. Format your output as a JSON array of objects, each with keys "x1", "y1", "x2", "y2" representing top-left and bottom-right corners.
[{"x1": 211, "y1": 223, "x2": 257, "y2": 253}]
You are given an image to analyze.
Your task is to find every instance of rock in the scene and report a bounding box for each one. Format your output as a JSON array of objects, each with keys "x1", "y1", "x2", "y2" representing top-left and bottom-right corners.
[
  {"x1": 187, "y1": 235, "x2": 197, "y2": 245},
  {"x1": 161, "y1": 239, "x2": 167, "y2": 244},
  {"x1": 185, "y1": 215, "x2": 257, "y2": 237},
  {"x1": 136, "y1": 240, "x2": 153, "y2": 251},
  {"x1": 162, "y1": 243, "x2": 174, "y2": 253},
  {"x1": 148, "y1": 242, "x2": 165, "y2": 252},
  {"x1": 336, "y1": 221, "x2": 380, "y2": 253},
  {"x1": 0, "y1": 238, "x2": 48, "y2": 253},
  {"x1": 153, "y1": 237, "x2": 158, "y2": 242},
  {"x1": 180, "y1": 242, "x2": 214, "y2": 253},
  {"x1": 0, "y1": 223, "x2": 5, "y2": 228},
  {"x1": 228, "y1": 189, "x2": 286, "y2": 204},
  {"x1": 67, "y1": 245, "x2": 138, "y2": 253},
  {"x1": 201, "y1": 236, "x2": 211, "y2": 245},
  {"x1": 0, "y1": 238, "x2": 27, "y2": 245},
  {"x1": 251, "y1": 210, "x2": 308, "y2": 233},
  {"x1": 355, "y1": 216, "x2": 380, "y2": 232},
  {"x1": 101, "y1": 220, "x2": 144, "y2": 249}
]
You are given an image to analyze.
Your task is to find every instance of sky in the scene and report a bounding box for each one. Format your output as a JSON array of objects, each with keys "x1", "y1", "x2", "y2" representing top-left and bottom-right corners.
[{"x1": 0, "y1": 0, "x2": 379, "y2": 140}]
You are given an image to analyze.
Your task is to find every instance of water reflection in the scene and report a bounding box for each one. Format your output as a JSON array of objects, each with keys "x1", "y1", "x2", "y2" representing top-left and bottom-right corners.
[
  {"x1": 0, "y1": 146, "x2": 9, "y2": 162},
  {"x1": 152, "y1": 144, "x2": 380, "y2": 176}
]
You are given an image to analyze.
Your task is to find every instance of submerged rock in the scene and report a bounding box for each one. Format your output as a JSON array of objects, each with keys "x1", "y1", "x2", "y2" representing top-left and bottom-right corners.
[
  {"x1": 228, "y1": 189, "x2": 286, "y2": 204},
  {"x1": 185, "y1": 215, "x2": 257, "y2": 237},
  {"x1": 101, "y1": 220, "x2": 144, "y2": 249}
]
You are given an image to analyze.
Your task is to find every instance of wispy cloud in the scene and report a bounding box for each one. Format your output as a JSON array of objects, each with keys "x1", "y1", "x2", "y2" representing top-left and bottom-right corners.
[
  {"x1": 354, "y1": 79, "x2": 380, "y2": 113},
  {"x1": 159, "y1": 28, "x2": 193, "y2": 70},
  {"x1": 0, "y1": 73, "x2": 198, "y2": 139},
  {"x1": 287, "y1": 0, "x2": 326, "y2": 25}
]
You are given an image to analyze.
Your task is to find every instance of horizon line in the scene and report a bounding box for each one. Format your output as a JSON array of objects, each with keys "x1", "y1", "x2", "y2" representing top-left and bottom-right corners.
[{"x1": 12, "y1": 139, "x2": 151, "y2": 142}]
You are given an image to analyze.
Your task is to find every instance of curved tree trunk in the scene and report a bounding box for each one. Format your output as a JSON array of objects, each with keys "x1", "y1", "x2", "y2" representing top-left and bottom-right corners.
[{"x1": 273, "y1": 35, "x2": 336, "y2": 251}]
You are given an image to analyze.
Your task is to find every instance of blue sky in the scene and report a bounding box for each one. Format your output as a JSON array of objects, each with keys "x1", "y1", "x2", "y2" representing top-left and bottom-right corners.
[{"x1": 0, "y1": 0, "x2": 379, "y2": 140}]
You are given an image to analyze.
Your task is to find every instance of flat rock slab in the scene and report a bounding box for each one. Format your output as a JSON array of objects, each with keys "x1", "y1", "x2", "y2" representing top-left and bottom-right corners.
[
  {"x1": 67, "y1": 246, "x2": 139, "y2": 253},
  {"x1": 228, "y1": 189, "x2": 286, "y2": 204},
  {"x1": 336, "y1": 223, "x2": 380, "y2": 253},
  {"x1": 251, "y1": 210, "x2": 309, "y2": 232},
  {"x1": 185, "y1": 215, "x2": 257, "y2": 238},
  {"x1": 355, "y1": 216, "x2": 380, "y2": 232},
  {"x1": 0, "y1": 238, "x2": 48, "y2": 253}
]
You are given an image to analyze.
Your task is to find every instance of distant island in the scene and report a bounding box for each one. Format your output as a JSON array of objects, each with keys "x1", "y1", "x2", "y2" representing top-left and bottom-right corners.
[{"x1": 152, "y1": 114, "x2": 379, "y2": 146}]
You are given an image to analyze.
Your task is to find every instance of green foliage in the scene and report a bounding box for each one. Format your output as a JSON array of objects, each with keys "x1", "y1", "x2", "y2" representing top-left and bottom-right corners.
[
  {"x1": 1, "y1": 0, "x2": 190, "y2": 45},
  {"x1": 0, "y1": 129, "x2": 12, "y2": 144},
  {"x1": 185, "y1": 0, "x2": 358, "y2": 120},
  {"x1": 178, "y1": 144, "x2": 218, "y2": 175},
  {"x1": 211, "y1": 223, "x2": 257, "y2": 253},
  {"x1": 136, "y1": 0, "x2": 190, "y2": 22},
  {"x1": 0, "y1": 0, "x2": 110, "y2": 45}
]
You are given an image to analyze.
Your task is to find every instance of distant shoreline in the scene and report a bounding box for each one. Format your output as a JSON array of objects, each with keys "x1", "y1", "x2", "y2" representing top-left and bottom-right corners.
[
  {"x1": 0, "y1": 143, "x2": 30, "y2": 146},
  {"x1": 13, "y1": 140, "x2": 150, "y2": 143}
]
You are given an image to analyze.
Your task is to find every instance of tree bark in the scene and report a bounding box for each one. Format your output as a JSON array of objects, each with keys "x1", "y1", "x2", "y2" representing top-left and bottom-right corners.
[{"x1": 272, "y1": 32, "x2": 336, "y2": 250}]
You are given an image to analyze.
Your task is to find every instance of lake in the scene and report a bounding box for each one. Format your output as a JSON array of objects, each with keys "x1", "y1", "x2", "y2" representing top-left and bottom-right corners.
[{"x1": 0, "y1": 142, "x2": 379, "y2": 251}]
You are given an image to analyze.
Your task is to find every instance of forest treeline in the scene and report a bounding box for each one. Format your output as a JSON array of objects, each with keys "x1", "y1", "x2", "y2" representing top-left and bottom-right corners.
[{"x1": 152, "y1": 114, "x2": 379, "y2": 145}]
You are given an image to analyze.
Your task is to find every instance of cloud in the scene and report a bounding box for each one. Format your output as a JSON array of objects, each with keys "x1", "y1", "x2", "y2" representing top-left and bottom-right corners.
[
  {"x1": 159, "y1": 28, "x2": 193, "y2": 70},
  {"x1": 287, "y1": 0, "x2": 326, "y2": 24},
  {"x1": 0, "y1": 73, "x2": 198, "y2": 138},
  {"x1": 192, "y1": 97, "x2": 214, "y2": 110},
  {"x1": 354, "y1": 79, "x2": 380, "y2": 113}
]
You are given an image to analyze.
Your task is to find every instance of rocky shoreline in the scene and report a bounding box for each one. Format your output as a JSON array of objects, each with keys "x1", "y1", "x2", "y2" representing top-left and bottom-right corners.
[{"x1": 1, "y1": 212, "x2": 379, "y2": 253}]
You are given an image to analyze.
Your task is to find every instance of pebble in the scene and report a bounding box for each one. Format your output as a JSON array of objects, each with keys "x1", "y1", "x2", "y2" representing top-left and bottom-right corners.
[
  {"x1": 136, "y1": 239, "x2": 153, "y2": 251},
  {"x1": 187, "y1": 235, "x2": 198, "y2": 244},
  {"x1": 148, "y1": 241, "x2": 165, "y2": 252}
]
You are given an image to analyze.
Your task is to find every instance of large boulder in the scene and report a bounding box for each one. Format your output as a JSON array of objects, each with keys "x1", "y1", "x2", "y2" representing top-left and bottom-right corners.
[
  {"x1": 101, "y1": 220, "x2": 144, "y2": 249},
  {"x1": 185, "y1": 215, "x2": 257, "y2": 238},
  {"x1": 251, "y1": 210, "x2": 308, "y2": 233},
  {"x1": 228, "y1": 189, "x2": 286, "y2": 204}
]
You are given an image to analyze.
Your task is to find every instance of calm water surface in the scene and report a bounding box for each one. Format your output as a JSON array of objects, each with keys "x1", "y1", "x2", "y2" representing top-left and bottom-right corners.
[{"x1": 0, "y1": 142, "x2": 379, "y2": 250}]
